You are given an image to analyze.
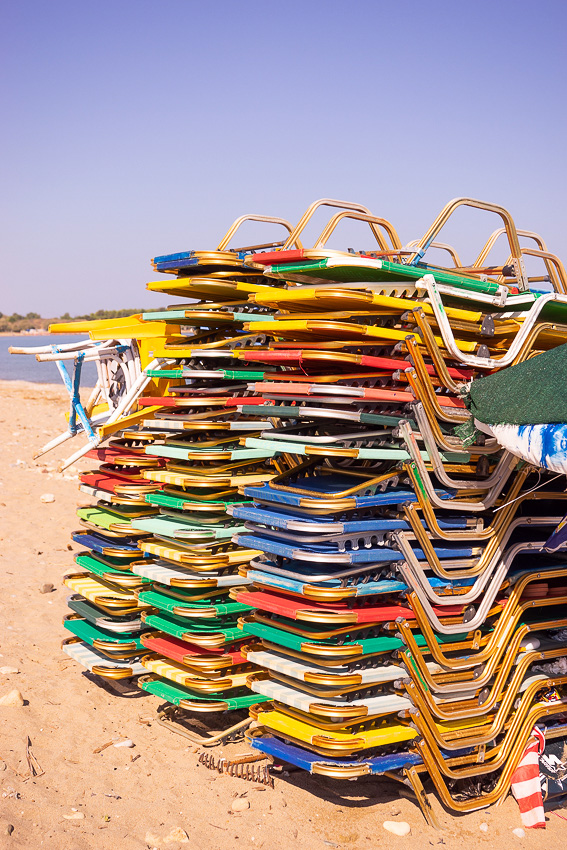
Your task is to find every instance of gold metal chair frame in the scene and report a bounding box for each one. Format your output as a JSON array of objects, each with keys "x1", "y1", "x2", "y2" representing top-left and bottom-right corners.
[
  {"x1": 401, "y1": 467, "x2": 565, "y2": 543},
  {"x1": 398, "y1": 587, "x2": 567, "y2": 671},
  {"x1": 406, "y1": 197, "x2": 530, "y2": 290},
  {"x1": 401, "y1": 637, "x2": 567, "y2": 712},
  {"x1": 474, "y1": 227, "x2": 567, "y2": 294},
  {"x1": 406, "y1": 673, "x2": 567, "y2": 750},
  {"x1": 413, "y1": 704, "x2": 567, "y2": 812},
  {"x1": 393, "y1": 518, "x2": 562, "y2": 585}
]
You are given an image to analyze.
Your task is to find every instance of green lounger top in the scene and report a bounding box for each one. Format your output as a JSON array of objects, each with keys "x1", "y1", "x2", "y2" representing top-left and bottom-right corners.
[
  {"x1": 240, "y1": 619, "x2": 466, "y2": 654},
  {"x1": 143, "y1": 610, "x2": 243, "y2": 643},
  {"x1": 75, "y1": 553, "x2": 150, "y2": 582},
  {"x1": 145, "y1": 368, "x2": 266, "y2": 380},
  {"x1": 138, "y1": 588, "x2": 252, "y2": 618},
  {"x1": 64, "y1": 617, "x2": 146, "y2": 649},
  {"x1": 265, "y1": 257, "x2": 502, "y2": 295},
  {"x1": 131, "y1": 515, "x2": 245, "y2": 540},
  {"x1": 145, "y1": 493, "x2": 250, "y2": 511},
  {"x1": 140, "y1": 675, "x2": 270, "y2": 710}
]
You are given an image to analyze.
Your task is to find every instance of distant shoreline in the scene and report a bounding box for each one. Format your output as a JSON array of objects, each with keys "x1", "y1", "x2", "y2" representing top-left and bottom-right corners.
[{"x1": 0, "y1": 331, "x2": 85, "y2": 337}]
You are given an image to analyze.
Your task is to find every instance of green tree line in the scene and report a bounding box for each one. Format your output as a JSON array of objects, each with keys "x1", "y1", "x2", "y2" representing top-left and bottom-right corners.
[{"x1": 0, "y1": 309, "x2": 162, "y2": 334}]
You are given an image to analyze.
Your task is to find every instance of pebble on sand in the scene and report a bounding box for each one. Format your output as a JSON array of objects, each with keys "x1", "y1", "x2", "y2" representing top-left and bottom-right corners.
[
  {"x1": 383, "y1": 821, "x2": 411, "y2": 836},
  {"x1": 40, "y1": 493, "x2": 55, "y2": 503},
  {"x1": 512, "y1": 828, "x2": 526, "y2": 838},
  {"x1": 145, "y1": 827, "x2": 189, "y2": 845},
  {"x1": 39, "y1": 583, "x2": 55, "y2": 594},
  {"x1": 164, "y1": 827, "x2": 189, "y2": 844},
  {"x1": 63, "y1": 812, "x2": 85, "y2": 820},
  {"x1": 0, "y1": 689, "x2": 25, "y2": 707},
  {"x1": 0, "y1": 667, "x2": 20, "y2": 675},
  {"x1": 231, "y1": 798, "x2": 250, "y2": 812},
  {"x1": 113, "y1": 738, "x2": 135, "y2": 748}
]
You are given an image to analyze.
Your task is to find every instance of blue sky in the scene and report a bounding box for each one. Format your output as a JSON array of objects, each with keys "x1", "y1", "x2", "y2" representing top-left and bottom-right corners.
[{"x1": 2, "y1": 0, "x2": 566, "y2": 315}]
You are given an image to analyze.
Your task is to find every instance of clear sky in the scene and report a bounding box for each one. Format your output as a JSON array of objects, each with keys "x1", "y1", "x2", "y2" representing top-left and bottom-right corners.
[{"x1": 2, "y1": 0, "x2": 566, "y2": 315}]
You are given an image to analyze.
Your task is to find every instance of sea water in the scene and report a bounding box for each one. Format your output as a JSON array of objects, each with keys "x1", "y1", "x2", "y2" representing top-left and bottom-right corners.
[{"x1": 0, "y1": 335, "x2": 98, "y2": 385}]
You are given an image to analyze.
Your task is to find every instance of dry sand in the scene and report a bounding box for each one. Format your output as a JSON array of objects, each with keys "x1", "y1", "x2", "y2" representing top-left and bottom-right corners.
[{"x1": 0, "y1": 379, "x2": 566, "y2": 850}]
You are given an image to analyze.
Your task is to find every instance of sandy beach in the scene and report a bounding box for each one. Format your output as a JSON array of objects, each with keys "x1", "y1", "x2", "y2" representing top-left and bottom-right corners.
[{"x1": 0, "y1": 379, "x2": 566, "y2": 850}]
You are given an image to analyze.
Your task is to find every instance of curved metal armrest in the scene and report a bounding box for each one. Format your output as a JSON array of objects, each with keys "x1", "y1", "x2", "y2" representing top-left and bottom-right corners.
[
  {"x1": 406, "y1": 240, "x2": 462, "y2": 268},
  {"x1": 217, "y1": 215, "x2": 298, "y2": 251},
  {"x1": 521, "y1": 247, "x2": 567, "y2": 295},
  {"x1": 413, "y1": 700, "x2": 567, "y2": 812},
  {"x1": 313, "y1": 210, "x2": 402, "y2": 252},
  {"x1": 407, "y1": 197, "x2": 529, "y2": 290},
  {"x1": 412, "y1": 404, "x2": 515, "y2": 491},
  {"x1": 281, "y1": 198, "x2": 373, "y2": 251},
  {"x1": 474, "y1": 227, "x2": 567, "y2": 294}
]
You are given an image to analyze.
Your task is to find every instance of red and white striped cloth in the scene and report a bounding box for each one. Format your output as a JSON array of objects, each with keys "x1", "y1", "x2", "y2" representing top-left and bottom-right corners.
[{"x1": 510, "y1": 727, "x2": 546, "y2": 829}]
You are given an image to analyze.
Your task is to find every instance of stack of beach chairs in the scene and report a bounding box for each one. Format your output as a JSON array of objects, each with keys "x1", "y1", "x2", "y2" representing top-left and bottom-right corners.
[
  {"x1": 13, "y1": 197, "x2": 567, "y2": 812},
  {"x1": 55, "y1": 218, "x2": 304, "y2": 738}
]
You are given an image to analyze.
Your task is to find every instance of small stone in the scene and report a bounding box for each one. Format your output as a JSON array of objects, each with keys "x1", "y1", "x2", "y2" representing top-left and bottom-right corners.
[
  {"x1": 479, "y1": 823, "x2": 489, "y2": 832},
  {"x1": 512, "y1": 828, "x2": 525, "y2": 838},
  {"x1": 5, "y1": 824, "x2": 14, "y2": 836},
  {"x1": 113, "y1": 738, "x2": 134, "y2": 748},
  {"x1": 163, "y1": 826, "x2": 189, "y2": 844},
  {"x1": 145, "y1": 832, "x2": 161, "y2": 846},
  {"x1": 231, "y1": 798, "x2": 250, "y2": 812},
  {"x1": 390, "y1": 806, "x2": 401, "y2": 816},
  {"x1": 63, "y1": 812, "x2": 85, "y2": 820},
  {"x1": 0, "y1": 667, "x2": 19, "y2": 675},
  {"x1": 0, "y1": 689, "x2": 25, "y2": 707},
  {"x1": 39, "y1": 583, "x2": 55, "y2": 594},
  {"x1": 1, "y1": 788, "x2": 19, "y2": 799},
  {"x1": 383, "y1": 821, "x2": 411, "y2": 836},
  {"x1": 0, "y1": 760, "x2": 6, "y2": 771},
  {"x1": 40, "y1": 493, "x2": 55, "y2": 503}
]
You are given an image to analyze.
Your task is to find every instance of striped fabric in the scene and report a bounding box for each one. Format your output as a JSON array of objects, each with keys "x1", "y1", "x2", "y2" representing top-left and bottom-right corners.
[
  {"x1": 139, "y1": 538, "x2": 259, "y2": 566},
  {"x1": 142, "y1": 656, "x2": 250, "y2": 689},
  {"x1": 246, "y1": 649, "x2": 447, "y2": 684},
  {"x1": 62, "y1": 640, "x2": 145, "y2": 675},
  {"x1": 511, "y1": 727, "x2": 546, "y2": 829},
  {"x1": 130, "y1": 560, "x2": 250, "y2": 587},
  {"x1": 250, "y1": 677, "x2": 411, "y2": 714},
  {"x1": 142, "y1": 656, "x2": 204, "y2": 685},
  {"x1": 64, "y1": 575, "x2": 140, "y2": 605}
]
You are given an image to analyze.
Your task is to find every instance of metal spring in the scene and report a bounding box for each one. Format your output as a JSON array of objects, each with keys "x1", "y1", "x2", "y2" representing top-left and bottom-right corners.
[{"x1": 198, "y1": 752, "x2": 274, "y2": 787}]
